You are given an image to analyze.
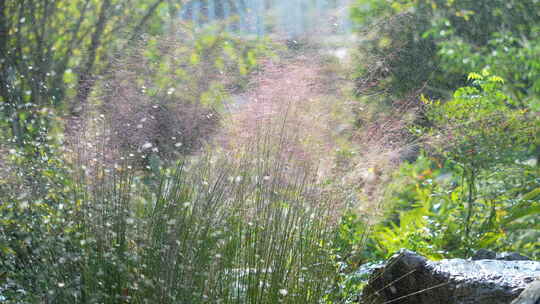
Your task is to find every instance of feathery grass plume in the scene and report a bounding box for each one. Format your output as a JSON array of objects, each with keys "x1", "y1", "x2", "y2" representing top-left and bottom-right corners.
[{"x1": 1, "y1": 121, "x2": 340, "y2": 303}]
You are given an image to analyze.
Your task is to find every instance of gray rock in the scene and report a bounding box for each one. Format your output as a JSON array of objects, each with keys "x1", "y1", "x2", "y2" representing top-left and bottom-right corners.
[
  {"x1": 511, "y1": 280, "x2": 540, "y2": 304},
  {"x1": 496, "y1": 252, "x2": 532, "y2": 261},
  {"x1": 360, "y1": 249, "x2": 540, "y2": 304},
  {"x1": 472, "y1": 248, "x2": 497, "y2": 260},
  {"x1": 472, "y1": 249, "x2": 531, "y2": 261}
]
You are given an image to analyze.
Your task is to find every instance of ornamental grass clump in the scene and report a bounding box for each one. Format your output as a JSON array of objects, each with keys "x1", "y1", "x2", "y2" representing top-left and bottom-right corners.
[{"x1": 0, "y1": 138, "x2": 339, "y2": 303}]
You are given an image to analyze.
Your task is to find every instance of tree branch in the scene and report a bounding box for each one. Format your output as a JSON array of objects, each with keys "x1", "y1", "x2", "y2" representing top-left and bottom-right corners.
[
  {"x1": 72, "y1": 0, "x2": 112, "y2": 114},
  {"x1": 128, "y1": 0, "x2": 167, "y2": 43}
]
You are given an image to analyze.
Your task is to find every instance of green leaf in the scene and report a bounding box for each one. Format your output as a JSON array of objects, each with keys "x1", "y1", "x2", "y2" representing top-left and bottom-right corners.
[{"x1": 467, "y1": 72, "x2": 483, "y2": 81}]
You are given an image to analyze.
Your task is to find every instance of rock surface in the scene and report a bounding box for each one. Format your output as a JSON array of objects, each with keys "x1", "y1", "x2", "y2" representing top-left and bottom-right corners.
[
  {"x1": 360, "y1": 250, "x2": 540, "y2": 304},
  {"x1": 472, "y1": 249, "x2": 532, "y2": 261},
  {"x1": 511, "y1": 280, "x2": 540, "y2": 304}
]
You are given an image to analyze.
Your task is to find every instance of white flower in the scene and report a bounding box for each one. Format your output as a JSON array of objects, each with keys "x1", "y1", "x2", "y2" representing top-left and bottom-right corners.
[{"x1": 278, "y1": 289, "x2": 288, "y2": 296}]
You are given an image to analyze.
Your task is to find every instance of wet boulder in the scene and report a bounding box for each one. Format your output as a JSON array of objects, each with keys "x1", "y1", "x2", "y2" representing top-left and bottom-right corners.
[{"x1": 360, "y1": 249, "x2": 540, "y2": 304}]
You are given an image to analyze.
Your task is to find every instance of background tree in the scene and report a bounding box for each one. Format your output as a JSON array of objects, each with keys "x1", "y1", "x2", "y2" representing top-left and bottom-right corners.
[{"x1": 0, "y1": 0, "x2": 172, "y2": 147}]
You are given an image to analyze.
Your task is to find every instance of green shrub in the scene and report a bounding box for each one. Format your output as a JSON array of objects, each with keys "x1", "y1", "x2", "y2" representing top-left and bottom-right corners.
[{"x1": 359, "y1": 74, "x2": 539, "y2": 259}]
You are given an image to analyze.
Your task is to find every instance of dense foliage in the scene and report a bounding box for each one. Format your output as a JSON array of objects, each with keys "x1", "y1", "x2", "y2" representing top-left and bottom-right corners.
[
  {"x1": 349, "y1": 0, "x2": 539, "y2": 252},
  {"x1": 352, "y1": 0, "x2": 540, "y2": 107},
  {"x1": 1, "y1": 0, "x2": 539, "y2": 303},
  {"x1": 325, "y1": 0, "x2": 540, "y2": 297}
]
